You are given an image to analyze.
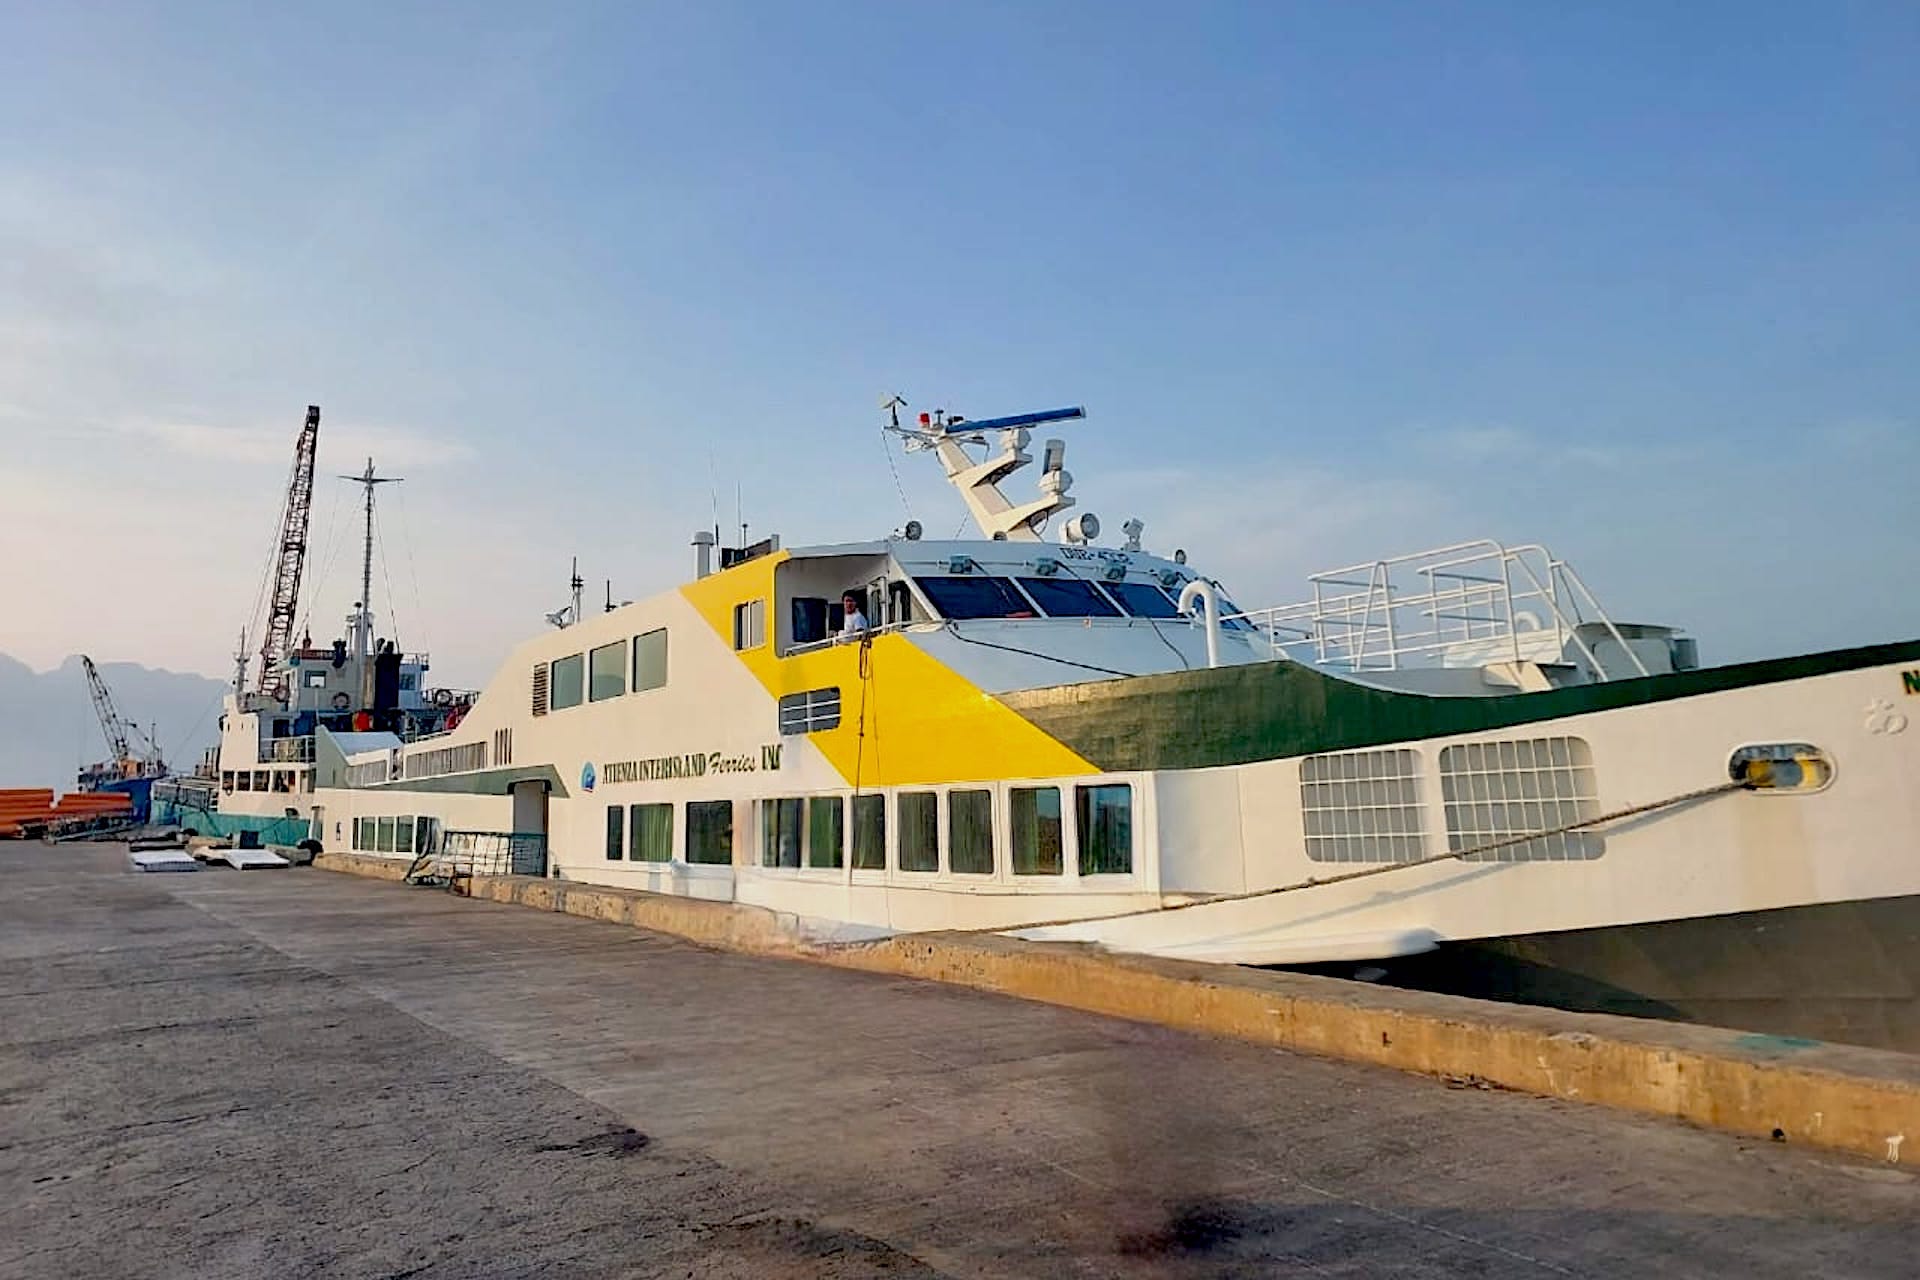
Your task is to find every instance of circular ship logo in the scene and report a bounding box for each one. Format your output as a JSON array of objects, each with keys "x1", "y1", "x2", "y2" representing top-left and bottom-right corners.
[{"x1": 580, "y1": 762, "x2": 598, "y2": 791}]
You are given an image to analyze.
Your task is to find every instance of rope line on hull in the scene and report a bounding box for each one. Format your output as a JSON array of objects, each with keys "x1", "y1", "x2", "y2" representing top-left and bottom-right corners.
[{"x1": 962, "y1": 777, "x2": 1752, "y2": 938}]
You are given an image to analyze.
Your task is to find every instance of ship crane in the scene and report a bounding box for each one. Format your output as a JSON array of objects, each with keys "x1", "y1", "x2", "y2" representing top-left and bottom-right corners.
[
  {"x1": 81, "y1": 655, "x2": 161, "y2": 773},
  {"x1": 255, "y1": 405, "x2": 321, "y2": 695}
]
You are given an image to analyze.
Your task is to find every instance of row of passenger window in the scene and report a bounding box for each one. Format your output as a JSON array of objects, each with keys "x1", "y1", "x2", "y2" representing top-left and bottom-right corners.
[
  {"x1": 605, "y1": 800, "x2": 735, "y2": 864},
  {"x1": 599, "y1": 784, "x2": 1135, "y2": 877},
  {"x1": 221, "y1": 768, "x2": 309, "y2": 794},
  {"x1": 543, "y1": 628, "x2": 668, "y2": 714},
  {"x1": 352, "y1": 814, "x2": 422, "y2": 855},
  {"x1": 760, "y1": 783, "x2": 1133, "y2": 877}
]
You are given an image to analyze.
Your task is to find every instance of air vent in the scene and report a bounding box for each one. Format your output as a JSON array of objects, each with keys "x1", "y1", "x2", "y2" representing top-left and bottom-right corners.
[
  {"x1": 778, "y1": 687, "x2": 842, "y2": 736},
  {"x1": 531, "y1": 664, "x2": 549, "y2": 717}
]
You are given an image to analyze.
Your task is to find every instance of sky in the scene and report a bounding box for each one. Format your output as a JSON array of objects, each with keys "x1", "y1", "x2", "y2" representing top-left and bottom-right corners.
[{"x1": 2, "y1": 1, "x2": 1916, "y2": 691}]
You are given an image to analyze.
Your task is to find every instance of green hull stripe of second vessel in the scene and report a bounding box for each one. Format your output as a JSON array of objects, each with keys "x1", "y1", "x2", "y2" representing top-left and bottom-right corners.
[{"x1": 993, "y1": 638, "x2": 1920, "y2": 773}]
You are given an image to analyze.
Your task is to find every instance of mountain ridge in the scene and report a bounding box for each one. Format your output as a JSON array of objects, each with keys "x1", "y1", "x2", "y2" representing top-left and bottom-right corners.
[{"x1": 0, "y1": 654, "x2": 227, "y2": 793}]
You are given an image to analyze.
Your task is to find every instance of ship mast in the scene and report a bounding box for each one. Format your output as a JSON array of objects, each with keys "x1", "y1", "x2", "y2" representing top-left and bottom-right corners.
[{"x1": 341, "y1": 458, "x2": 402, "y2": 711}]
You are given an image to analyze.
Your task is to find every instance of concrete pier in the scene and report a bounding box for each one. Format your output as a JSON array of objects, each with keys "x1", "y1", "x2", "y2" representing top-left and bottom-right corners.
[{"x1": 4, "y1": 843, "x2": 1919, "y2": 1277}]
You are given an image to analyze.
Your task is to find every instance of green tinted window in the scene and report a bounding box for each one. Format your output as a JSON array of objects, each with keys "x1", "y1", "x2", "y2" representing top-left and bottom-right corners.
[
  {"x1": 633, "y1": 629, "x2": 668, "y2": 691},
  {"x1": 852, "y1": 794, "x2": 885, "y2": 870},
  {"x1": 686, "y1": 800, "x2": 733, "y2": 865},
  {"x1": 589, "y1": 641, "x2": 626, "y2": 702},
  {"x1": 807, "y1": 796, "x2": 844, "y2": 869},
  {"x1": 1010, "y1": 787, "x2": 1062, "y2": 875},
  {"x1": 1075, "y1": 784, "x2": 1132, "y2": 875},
  {"x1": 897, "y1": 792, "x2": 938, "y2": 872},
  {"x1": 950, "y1": 789, "x2": 994, "y2": 875},
  {"x1": 605, "y1": 805, "x2": 623, "y2": 860},
  {"x1": 629, "y1": 803, "x2": 672, "y2": 862},
  {"x1": 550, "y1": 653, "x2": 584, "y2": 710},
  {"x1": 761, "y1": 797, "x2": 802, "y2": 867}
]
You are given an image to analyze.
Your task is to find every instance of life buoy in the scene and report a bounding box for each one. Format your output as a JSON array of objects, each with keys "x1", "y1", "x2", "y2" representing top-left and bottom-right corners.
[
  {"x1": 331, "y1": 692, "x2": 351, "y2": 711},
  {"x1": 432, "y1": 688, "x2": 454, "y2": 707},
  {"x1": 272, "y1": 683, "x2": 290, "y2": 702}
]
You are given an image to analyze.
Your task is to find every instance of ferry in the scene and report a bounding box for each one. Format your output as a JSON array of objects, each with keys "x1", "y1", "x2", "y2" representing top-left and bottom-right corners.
[{"x1": 183, "y1": 403, "x2": 1920, "y2": 1050}]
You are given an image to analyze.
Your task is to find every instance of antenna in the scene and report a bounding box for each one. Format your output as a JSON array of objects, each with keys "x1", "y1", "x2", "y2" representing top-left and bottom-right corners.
[
  {"x1": 339, "y1": 457, "x2": 402, "y2": 711},
  {"x1": 885, "y1": 402, "x2": 1090, "y2": 541}
]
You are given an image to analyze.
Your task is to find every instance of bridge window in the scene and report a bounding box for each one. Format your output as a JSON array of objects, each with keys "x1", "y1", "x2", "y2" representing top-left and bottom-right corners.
[
  {"x1": 633, "y1": 628, "x2": 668, "y2": 691},
  {"x1": 760, "y1": 797, "x2": 802, "y2": 867},
  {"x1": 1076, "y1": 784, "x2": 1133, "y2": 875},
  {"x1": 549, "y1": 653, "x2": 584, "y2": 711},
  {"x1": 1016, "y1": 578, "x2": 1119, "y2": 619},
  {"x1": 1105, "y1": 582, "x2": 1181, "y2": 620},
  {"x1": 605, "y1": 805, "x2": 623, "y2": 860},
  {"x1": 589, "y1": 640, "x2": 626, "y2": 702},
  {"x1": 915, "y1": 576, "x2": 1039, "y2": 621},
  {"x1": 629, "y1": 803, "x2": 673, "y2": 861},
  {"x1": 950, "y1": 789, "x2": 994, "y2": 875},
  {"x1": 852, "y1": 794, "x2": 885, "y2": 870},
  {"x1": 1440, "y1": 737, "x2": 1602, "y2": 861},
  {"x1": 807, "y1": 796, "x2": 844, "y2": 869},
  {"x1": 1010, "y1": 786, "x2": 1064, "y2": 875},
  {"x1": 897, "y1": 792, "x2": 939, "y2": 872},
  {"x1": 686, "y1": 800, "x2": 733, "y2": 865}
]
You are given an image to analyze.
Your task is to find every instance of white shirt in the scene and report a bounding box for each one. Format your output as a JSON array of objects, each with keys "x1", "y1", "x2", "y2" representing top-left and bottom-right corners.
[{"x1": 838, "y1": 606, "x2": 869, "y2": 642}]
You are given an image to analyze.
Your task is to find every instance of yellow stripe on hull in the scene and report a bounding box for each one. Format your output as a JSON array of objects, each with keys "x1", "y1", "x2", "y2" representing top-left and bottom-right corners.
[{"x1": 680, "y1": 555, "x2": 1097, "y2": 786}]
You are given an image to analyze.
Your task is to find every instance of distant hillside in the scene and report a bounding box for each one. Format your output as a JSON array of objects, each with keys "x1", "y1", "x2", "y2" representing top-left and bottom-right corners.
[{"x1": 0, "y1": 654, "x2": 227, "y2": 793}]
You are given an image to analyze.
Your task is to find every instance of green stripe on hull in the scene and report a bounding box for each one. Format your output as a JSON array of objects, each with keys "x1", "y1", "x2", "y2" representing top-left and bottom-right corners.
[{"x1": 995, "y1": 639, "x2": 1920, "y2": 772}]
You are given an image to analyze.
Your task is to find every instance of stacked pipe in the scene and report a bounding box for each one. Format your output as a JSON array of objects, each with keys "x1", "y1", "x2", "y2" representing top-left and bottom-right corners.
[{"x1": 0, "y1": 788, "x2": 134, "y2": 839}]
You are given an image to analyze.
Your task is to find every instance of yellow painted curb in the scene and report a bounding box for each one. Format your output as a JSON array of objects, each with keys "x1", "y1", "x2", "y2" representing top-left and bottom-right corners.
[{"x1": 312, "y1": 858, "x2": 1920, "y2": 1164}]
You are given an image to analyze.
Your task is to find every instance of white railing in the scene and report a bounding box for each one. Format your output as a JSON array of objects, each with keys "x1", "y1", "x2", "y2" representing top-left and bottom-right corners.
[
  {"x1": 268, "y1": 735, "x2": 316, "y2": 763},
  {"x1": 1228, "y1": 539, "x2": 1651, "y2": 681}
]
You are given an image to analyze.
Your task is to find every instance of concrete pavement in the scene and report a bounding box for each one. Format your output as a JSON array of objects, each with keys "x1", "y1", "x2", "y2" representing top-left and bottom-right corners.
[{"x1": 4, "y1": 842, "x2": 1918, "y2": 1278}]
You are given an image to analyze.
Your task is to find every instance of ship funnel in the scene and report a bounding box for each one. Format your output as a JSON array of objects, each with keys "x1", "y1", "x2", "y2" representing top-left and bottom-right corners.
[{"x1": 692, "y1": 529, "x2": 717, "y2": 579}]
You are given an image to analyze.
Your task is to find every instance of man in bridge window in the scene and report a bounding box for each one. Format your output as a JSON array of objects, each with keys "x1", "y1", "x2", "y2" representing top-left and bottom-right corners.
[{"x1": 837, "y1": 592, "x2": 869, "y2": 644}]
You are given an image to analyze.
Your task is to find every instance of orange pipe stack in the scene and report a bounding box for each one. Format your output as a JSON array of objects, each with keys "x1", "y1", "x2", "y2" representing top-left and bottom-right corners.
[
  {"x1": 0, "y1": 789, "x2": 58, "y2": 839},
  {"x1": 0, "y1": 788, "x2": 133, "y2": 838}
]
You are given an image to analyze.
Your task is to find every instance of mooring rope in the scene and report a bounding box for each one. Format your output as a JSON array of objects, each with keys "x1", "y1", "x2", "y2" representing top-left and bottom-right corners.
[{"x1": 959, "y1": 777, "x2": 1752, "y2": 938}]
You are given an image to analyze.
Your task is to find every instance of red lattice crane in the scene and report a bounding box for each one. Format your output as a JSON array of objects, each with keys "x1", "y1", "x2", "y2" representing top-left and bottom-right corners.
[{"x1": 256, "y1": 405, "x2": 321, "y2": 694}]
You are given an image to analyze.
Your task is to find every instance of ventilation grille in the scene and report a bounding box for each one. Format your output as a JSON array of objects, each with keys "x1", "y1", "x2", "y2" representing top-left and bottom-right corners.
[
  {"x1": 778, "y1": 687, "x2": 842, "y2": 736},
  {"x1": 531, "y1": 664, "x2": 549, "y2": 717},
  {"x1": 1300, "y1": 748, "x2": 1426, "y2": 863},
  {"x1": 1440, "y1": 736, "x2": 1602, "y2": 861}
]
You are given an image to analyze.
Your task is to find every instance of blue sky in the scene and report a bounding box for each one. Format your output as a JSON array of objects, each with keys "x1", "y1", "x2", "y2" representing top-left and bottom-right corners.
[{"x1": 2, "y1": 2, "x2": 1915, "y2": 682}]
